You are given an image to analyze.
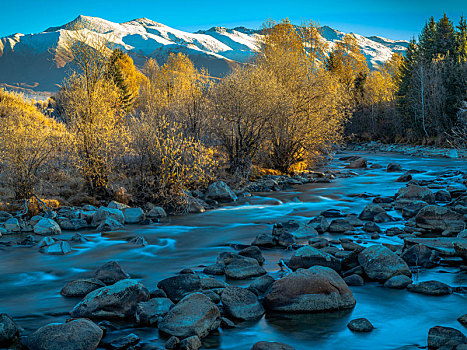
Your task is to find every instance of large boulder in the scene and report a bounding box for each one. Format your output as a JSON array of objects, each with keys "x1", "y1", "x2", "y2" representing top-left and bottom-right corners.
[
  {"x1": 158, "y1": 293, "x2": 221, "y2": 339},
  {"x1": 123, "y1": 208, "x2": 145, "y2": 224},
  {"x1": 251, "y1": 342, "x2": 296, "y2": 350},
  {"x1": 157, "y1": 274, "x2": 201, "y2": 302},
  {"x1": 71, "y1": 279, "x2": 150, "y2": 319},
  {"x1": 359, "y1": 204, "x2": 387, "y2": 221},
  {"x1": 397, "y1": 185, "x2": 435, "y2": 204},
  {"x1": 136, "y1": 298, "x2": 174, "y2": 325},
  {"x1": 147, "y1": 206, "x2": 167, "y2": 219},
  {"x1": 264, "y1": 266, "x2": 356, "y2": 312},
  {"x1": 401, "y1": 244, "x2": 434, "y2": 267},
  {"x1": 4, "y1": 218, "x2": 20, "y2": 233},
  {"x1": 358, "y1": 245, "x2": 411, "y2": 281},
  {"x1": 221, "y1": 286, "x2": 265, "y2": 321},
  {"x1": 346, "y1": 157, "x2": 367, "y2": 169},
  {"x1": 415, "y1": 205, "x2": 465, "y2": 233},
  {"x1": 91, "y1": 207, "x2": 124, "y2": 226},
  {"x1": 34, "y1": 218, "x2": 61, "y2": 235},
  {"x1": 288, "y1": 246, "x2": 341, "y2": 271},
  {"x1": 224, "y1": 257, "x2": 266, "y2": 280},
  {"x1": 428, "y1": 326, "x2": 467, "y2": 349},
  {"x1": 0, "y1": 314, "x2": 20, "y2": 347},
  {"x1": 407, "y1": 281, "x2": 453, "y2": 296},
  {"x1": 205, "y1": 181, "x2": 237, "y2": 203},
  {"x1": 60, "y1": 278, "x2": 106, "y2": 297},
  {"x1": 26, "y1": 319, "x2": 103, "y2": 350},
  {"x1": 94, "y1": 261, "x2": 130, "y2": 285}
]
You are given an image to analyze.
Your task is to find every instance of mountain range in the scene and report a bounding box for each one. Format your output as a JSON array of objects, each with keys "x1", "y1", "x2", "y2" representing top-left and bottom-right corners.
[{"x1": 0, "y1": 15, "x2": 409, "y2": 95}]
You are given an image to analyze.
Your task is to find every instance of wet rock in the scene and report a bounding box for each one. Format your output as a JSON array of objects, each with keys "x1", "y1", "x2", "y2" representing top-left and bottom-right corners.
[
  {"x1": 71, "y1": 279, "x2": 150, "y2": 319},
  {"x1": 108, "y1": 201, "x2": 130, "y2": 210},
  {"x1": 341, "y1": 241, "x2": 364, "y2": 252},
  {"x1": 328, "y1": 219, "x2": 353, "y2": 233},
  {"x1": 397, "y1": 185, "x2": 435, "y2": 204},
  {"x1": 97, "y1": 217, "x2": 124, "y2": 232},
  {"x1": 359, "y1": 204, "x2": 387, "y2": 221},
  {"x1": 109, "y1": 333, "x2": 140, "y2": 350},
  {"x1": 374, "y1": 212, "x2": 393, "y2": 223},
  {"x1": 251, "y1": 341, "x2": 296, "y2": 350},
  {"x1": 40, "y1": 241, "x2": 72, "y2": 255},
  {"x1": 135, "y1": 298, "x2": 174, "y2": 325},
  {"x1": 205, "y1": 181, "x2": 237, "y2": 203},
  {"x1": 123, "y1": 207, "x2": 145, "y2": 224},
  {"x1": 345, "y1": 214, "x2": 364, "y2": 227},
  {"x1": 401, "y1": 244, "x2": 434, "y2": 267},
  {"x1": 252, "y1": 233, "x2": 275, "y2": 248},
  {"x1": 200, "y1": 277, "x2": 227, "y2": 290},
  {"x1": 71, "y1": 233, "x2": 89, "y2": 242},
  {"x1": 396, "y1": 173, "x2": 412, "y2": 182},
  {"x1": 224, "y1": 257, "x2": 267, "y2": 280},
  {"x1": 454, "y1": 242, "x2": 467, "y2": 262},
  {"x1": 458, "y1": 230, "x2": 467, "y2": 239},
  {"x1": 158, "y1": 293, "x2": 221, "y2": 339},
  {"x1": 458, "y1": 314, "x2": 467, "y2": 326},
  {"x1": 4, "y1": 218, "x2": 20, "y2": 233},
  {"x1": 19, "y1": 234, "x2": 36, "y2": 245},
  {"x1": 203, "y1": 264, "x2": 225, "y2": 276},
  {"x1": 249, "y1": 274, "x2": 275, "y2": 295},
  {"x1": 158, "y1": 274, "x2": 201, "y2": 302},
  {"x1": 94, "y1": 261, "x2": 130, "y2": 285},
  {"x1": 347, "y1": 318, "x2": 374, "y2": 332},
  {"x1": 147, "y1": 206, "x2": 167, "y2": 219},
  {"x1": 428, "y1": 326, "x2": 467, "y2": 349},
  {"x1": 180, "y1": 335, "x2": 202, "y2": 350},
  {"x1": 346, "y1": 157, "x2": 367, "y2": 169},
  {"x1": 220, "y1": 317, "x2": 235, "y2": 328},
  {"x1": 415, "y1": 205, "x2": 465, "y2": 233},
  {"x1": 358, "y1": 245, "x2": 411, "y2": 281},
  {"x1": 239, "y1": 246, "x2": 265, "y2": 265},
  {"x1": 384, "y1": 275, "x2": 413, "y2": 289},
  {"x1": 288, "y1": 246, "x2": 341, "y2": 271},
  {"x1": 402, "y1": 201, "x2": 429, "y2": 218},
  {"x1": 127, "y1": 236, "x2": 148, "y2": 246},
  {"x1": 0, "y1": 313, "x2": 20, "y2": 347},
  {"x1": 221, "y1": 286, "x2": 265, "y2": 321},
  {"x1": 386, "y1": 227, "x2": 404, "y2": 236},
  {"x1": 363, "y1": 222, "x2": 381, "y2": 233},
  {"x1": 264, "y1": 266, "x2": 356, "y2": 312},
  {"x1": 27, "y1": 319, "x2": 103, "y2": 350},
  {"x1": 309, "y1": 237, "x2": 330, "y2": 249},
  {"x1": 60, "y1": 278, "x2": 106, "y2": 297},
  {"x1": 320, "y1": 209, "x2": 344, "y2": 218},
  {"x1": 435, "y1": 190, "x2": 452, "y2": 202},
  {"x1": 407, "y1": 281, "x2": 453, "y2": 296},
  {"x1": 387, "y1": 163, "x2": 403, "y2": 172},
  {"x1": 92, "y1": 207, "x2": 125, "y2": 226},
  {"x1": 343, "y1": 274, "x2": 365, "y2": 286},
  {"x1": 308, "y1": 216, "x2": 330, "y2": 233},
  {"x1": 57, "y1": 217, "x2": 88, "y2": 231},
  {"x1": 34, "y1": 218, "x2": 61, "y2": 235},
  {"x1": 165, "y1": 336, "x2": 180, "y2": 349}
]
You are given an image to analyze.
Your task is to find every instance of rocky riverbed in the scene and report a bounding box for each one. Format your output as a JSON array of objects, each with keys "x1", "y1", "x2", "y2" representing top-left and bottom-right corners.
[{"x1": 0, "y1": 149, "x2": 466, "y2": 350}]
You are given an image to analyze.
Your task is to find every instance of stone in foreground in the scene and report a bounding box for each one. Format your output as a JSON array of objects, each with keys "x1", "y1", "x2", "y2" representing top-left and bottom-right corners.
[
  {"x1": 221, "y1": 286, "x2": 265, "y2": 321},
  {"x1": 358, "y1": 245, "x2": 411, "y2": 281},
  {"x1": 264, "y1": 266, "x2": 356, "y2": 312},
  {"x1": 158, "y1": 293, "x2": 221, "y2": 339},
  {"x1": 427, "y1": 326, "x2": 467, "y2": 349},
  {"x1": 347, "y1": 318, "x2": 374, "y2": 332},
  {"x1": 60, "y1": 278, "x2": 106, "y2": 297},
  {"x1": 27, "y1": 319, "x2": 103, "y2": 350},
  {"x1": 0, "y1": 313, "x2": 20, "y2": 347},
  {"x1": 407, "y1": 281, "x2": 453, "y2": 296},
  {"x1": 251, "y1": 341, "x2": 296, "y2": 350}
]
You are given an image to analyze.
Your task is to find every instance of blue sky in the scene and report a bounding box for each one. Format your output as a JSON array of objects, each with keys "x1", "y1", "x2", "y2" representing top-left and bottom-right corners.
[{"x1": 0, "y1": 0, "x2": 465, "y2": 40}]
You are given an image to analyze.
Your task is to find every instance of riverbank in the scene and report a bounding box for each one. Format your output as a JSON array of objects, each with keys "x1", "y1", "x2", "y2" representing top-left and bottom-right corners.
[{"x1": 0, "y1": 149, "x2": 466, "y2": 350}]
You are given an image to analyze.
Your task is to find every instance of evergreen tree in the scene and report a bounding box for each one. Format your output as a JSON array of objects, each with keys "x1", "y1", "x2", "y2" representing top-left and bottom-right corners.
[
  {"x1": 105, "y1": 49, "x2": 134, "y2": 113},
  {"x1": 419, "y1": 17, "x2": 436, "y2": 60},
  {"x1": 433, "y1": 14, "x2": 456, "y2": 58}
]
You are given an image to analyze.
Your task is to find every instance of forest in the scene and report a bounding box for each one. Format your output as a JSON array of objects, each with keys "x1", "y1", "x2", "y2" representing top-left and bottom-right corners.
[{"x1": 0, "y1": 15, "x2": 466, "y2": 213}]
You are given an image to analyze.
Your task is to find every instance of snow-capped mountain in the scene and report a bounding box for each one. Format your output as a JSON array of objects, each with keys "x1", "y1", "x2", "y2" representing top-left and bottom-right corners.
[{"x1": 0, "y1": 15, "x2": 409, "y2": 94}]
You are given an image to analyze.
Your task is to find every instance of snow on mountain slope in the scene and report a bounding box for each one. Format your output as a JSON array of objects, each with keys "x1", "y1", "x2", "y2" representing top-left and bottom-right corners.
[{"x1": 0, "y1": 15, "x2": 409, "y2": 93}]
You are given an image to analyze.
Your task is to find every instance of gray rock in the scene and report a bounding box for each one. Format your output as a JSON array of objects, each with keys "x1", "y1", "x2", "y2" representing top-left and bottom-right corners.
[
  {"x1": 288, "y1": 246, "x2": 341, "y2": 271},
  {"x1": 61, "y1": 278, "x2": 106, "y2": 297},
  {"x1": 249, "y1": 274, "x2": 275, "y2": 295},
  {"x1": 94, "y1": 261, "x2": 130, "y2": 285},
  {"x1": 363, "y1": 222, "x2": 381, "y2": 233},
  {"x1": 384, "y1": 275, "x2": 413, "y2": 289},
  {"x1": 308, "y1": 216, "x2": 330, "y2": 233},
  {"x1": 428, "y1": 326, "x2": 467, "y2": 349},
  {"x1": 387, "y1": 163, "x2": 403, "y2": 172},
  {"x1": 397, "y1": 185, "x2": 435, "y2": 204},
  {"x1": 458, "y1": 314, "x2": 467, "y2": 326},
  {"x1": 158, "y1": 274, "x2": 201, "y2": 302},
  {"x1": 200, "y1": 277, "x2": 227, "y2": 290},
  {"x1": 123, "y1": 207, "x2": 145, "y2": 224},
  {"x1": 396, "y1": 173, "x2": 412, "y2": 182},
  {"x1": 344, "y1": 274, "x2": 365, "y2": 286},
  {"x1": 359, "y1": 204, "x2": 387, "y2": 221},
  {"x1": 109, "y1": 333, "x2": 140, "y2": 350},
  {"x1": 221, "y1": 286, "x2": 265, "y2": 321},
  {"x1": 264, "y1": 266, "x2": 356, "y2": 312},
  {"x1": 147, "y1": 206, "x2": 167, "y2": 219},
  {"x1": 158, "y1": 293, "x2": 221, "y2": 339},
  {"x1": 239, "y1": 246, "x2": 265, "y2": 265},
  {"x1": 180, "y1": 335, "x2": 202, "y2": 350},
  {"x1": 205, "y1": 181, "x2": 237, "y2": 203},
  {"x1": 96, "y1": 217, "x2": 124, "y2": 232},
  {"x1": 27, "y1": 319, "x2": 103, "y2": 350},
  {"x1": 407, "y1": 281, "x2": 453, "y2": 296},
  {"x1": 57, "y1": 217, "x2": 88, "y2": 230},
  {"x1": 402, "y1": 201, "x2": 429, "y2": 218},
  {"x1": 252, "y1": 233, "x2": 275, "y2": 247},
  {"x1": 454, "y1": 241, "x2": 467, "y2": 262},
  {"x1": 347, "y1": 157, "x2": 367, "y2": 169},
  {"x1": 165, "y1": 336, "x2": 180, "y2": 349},
  {"x1": 71, "y1": 279, "x2": 150, "y2": 319},
  {"x1": 203, "y1": 264, "x2": 225, "y2": 275},
  {"x1": 358, "y1": 245, "x2": 411, "y2": 281},
  {"x1": 34, "y1": 218, "x2": 61, "y2": 235},
  {"x1": 224, "y1": 257, "x2": 266, "y2": 280},
  {"x1": 435, "y1": 190, "x2": 452, "y2": 202},
  {"x1": 328, "y1": 219, "x2": 353, "y2": 233},
  {"x1": 0, "y1": 313, "x2": 20, "y2": 347},
  {"x1": 92, "y1": 207, "x2": 125, "y2": 226},
  {"x1": 40, "y1": 241, "x2": 72, "y2": 255},
  {"x1": 401, "y1": 244, "x2": 434, "y2": 267},
  {"x1": 347, "y1": 318, "x2": 374, "y2": 332},
  {"x1": 251, "y1": 341, "x2": 296, "y2": 350},
  {"x1": 107, "y1": 201, "x2": 129, "y2": 210},
  {"x1": 415, "y1": 205, "x2": 465, "y2": 233},
  {"x1": 4, "y1": 218, "x2": 20, "y2": 233}
]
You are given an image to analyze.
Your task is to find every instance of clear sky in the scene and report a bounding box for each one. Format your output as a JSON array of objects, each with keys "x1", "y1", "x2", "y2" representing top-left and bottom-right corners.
[{"x1": 0, "y1": 0, "x2": 465, "y2": 40}]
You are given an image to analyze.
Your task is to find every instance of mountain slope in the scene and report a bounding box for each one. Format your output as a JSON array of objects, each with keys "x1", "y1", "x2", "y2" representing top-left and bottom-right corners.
[{"x1": 0, "y1": 16, "x2": 409, "y2": 93}]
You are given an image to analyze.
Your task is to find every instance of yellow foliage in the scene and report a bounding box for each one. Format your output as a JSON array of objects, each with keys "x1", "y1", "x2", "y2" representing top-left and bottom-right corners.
[{"x1": 28, "y1": 198, "x2": 60, "y2": 216}]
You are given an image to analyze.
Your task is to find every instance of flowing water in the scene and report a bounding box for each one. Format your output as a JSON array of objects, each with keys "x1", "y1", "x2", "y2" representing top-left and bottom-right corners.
[{"x1": 0, "y1": 151, "x2": 466, "y2": 349}]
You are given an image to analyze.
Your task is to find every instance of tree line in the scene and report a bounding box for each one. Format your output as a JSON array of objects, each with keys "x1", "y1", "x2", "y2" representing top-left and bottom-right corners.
[{"x1": 0, "y1": 16, "x2": 465, "y2": 212}]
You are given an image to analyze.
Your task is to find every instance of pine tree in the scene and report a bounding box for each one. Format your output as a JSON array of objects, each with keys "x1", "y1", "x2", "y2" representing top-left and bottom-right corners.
[
  {"x1": 106, "y1": 49, "x2": 134, "y2": 113},
  {"x1": 433, "y1": 14, "x2": 456, "y2": 58},
  {"x1": 419, "y1": 17, "x2": 436, "y2": 60}
]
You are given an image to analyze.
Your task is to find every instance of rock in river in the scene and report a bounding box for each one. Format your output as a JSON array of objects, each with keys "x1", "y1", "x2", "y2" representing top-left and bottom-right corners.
[
  {"x1": 221, "y1": 286, "x2": 265, "y2": 321},
  {"x1": 34, "y1": 218, "x2": 61, "y2": 235},
  {"x1": 158, "y1": 292, "x2": 221, "y2": 339},
  {"x1": 205, "y1": 181, "x2": 237, "y2": 203},
  {"x1": 397, "y1": 185, "x2": 435, "y2": 204},
  {"x1": 60, "y1": 278, "x2": 106, "y2": 297},
  {"x1": 71, "y1": 279, "x2": 150, "y2": 319},
  {"x1": 428, "y1": 326, "x2": 467, "y2": 349},
  {"x1": 251, "y1": 342, "x2": 296, "y2": 350},
  {"x1": 407, "y1": 281, "x2": 453, "y2": 296},
  {"x1": 94, "y1": 260, "x2": 130, "y2": 285},
  {"x1": 358, "y1": 245, "x2": 411, "y2": 281},
  {"x1": 264, "y1": 266, "x2": 356, "y2": 312},
  {"x1": 347, "y1": 318, "x2": 374, "y2": 332},
  {"x1": 136, "y1": 297, "x2": 174, "y2": 325},
  {"x1": 224, "y1": 256, "x2": 266, "y2": 280},
  {"x1": 27, "y1": 318, "x2": 103, "y2": 350},
  {"x1": 0, "y1": 313, "x2": 20, "y2": 347},
  {"x1": 415, "y1": 205, "x2": 465, "y2": 233},
  {"x1": 384, "y1": 275, "x2": 413, "y2": 289},
  {"x1": 157, "y1": 274, "x2": 201, "y2": 302},
  {"x1": 288, "y1": 246, "x2": 341, "y2": 271}
]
